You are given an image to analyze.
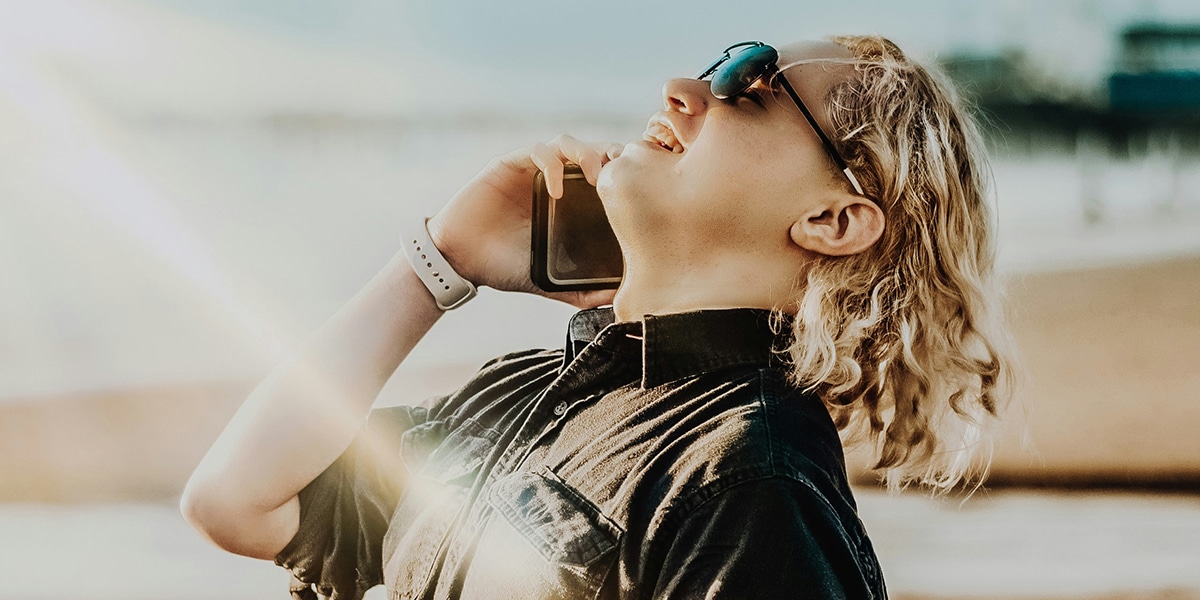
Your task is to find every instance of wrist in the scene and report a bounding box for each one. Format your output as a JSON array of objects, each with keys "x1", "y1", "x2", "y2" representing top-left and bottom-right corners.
[
  {"x1": 423, "y1": 216, "x2": 461, "y2": 274},
  {"x1": 402, "y1": 218, "x2": 477, "y2": 310}
]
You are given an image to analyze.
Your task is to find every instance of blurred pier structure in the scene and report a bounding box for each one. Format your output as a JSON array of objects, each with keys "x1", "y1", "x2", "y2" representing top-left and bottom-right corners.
[{"x1": 942, "y1": 21, "x2": 1200, "y2": 224}]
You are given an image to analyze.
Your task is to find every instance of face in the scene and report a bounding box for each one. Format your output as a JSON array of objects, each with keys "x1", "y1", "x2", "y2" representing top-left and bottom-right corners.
[{"x1": 597, "y1": 41, "x2": 857, "y2": 260}]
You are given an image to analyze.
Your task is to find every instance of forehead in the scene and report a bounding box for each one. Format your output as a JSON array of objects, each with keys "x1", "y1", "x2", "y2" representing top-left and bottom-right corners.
[
  {"x1": 773, "y1": 41, "x2": 855, "y2": 125},
  {"x1": 775, "y1": 40, "x2": 854, "y2": 82}
]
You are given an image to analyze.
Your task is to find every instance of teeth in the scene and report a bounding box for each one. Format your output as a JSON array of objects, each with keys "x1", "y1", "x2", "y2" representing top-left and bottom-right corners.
[
  {"x1": 642, "y1": 132, "x2": 671, "y2": 151},
  {"x1": 643, "y1": 122, "x2": 682, "y2": 153}
]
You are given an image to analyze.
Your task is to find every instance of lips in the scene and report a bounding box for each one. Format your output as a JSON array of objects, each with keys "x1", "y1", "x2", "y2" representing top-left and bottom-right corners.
[{"x1": 643, "y1": 117, "x2": 684, "y2": 153}]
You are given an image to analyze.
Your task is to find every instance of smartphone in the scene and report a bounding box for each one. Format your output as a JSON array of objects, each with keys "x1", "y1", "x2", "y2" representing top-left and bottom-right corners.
[{"x1": 531, "y1": 164, "x2": 624, "y2": 292}]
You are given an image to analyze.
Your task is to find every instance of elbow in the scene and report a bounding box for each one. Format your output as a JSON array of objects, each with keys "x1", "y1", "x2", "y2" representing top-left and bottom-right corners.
[
  {"x1": 179, "y1": 475, "x2": 239, "y2": 553},
  {"x1": 179, "y1": 475, "x2": 293, "y2": 561}
]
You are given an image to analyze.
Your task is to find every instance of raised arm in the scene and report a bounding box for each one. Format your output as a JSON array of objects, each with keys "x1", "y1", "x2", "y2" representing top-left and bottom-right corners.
[{"x1": 180, "y1": 135, "x2": 620, "y2": 560}]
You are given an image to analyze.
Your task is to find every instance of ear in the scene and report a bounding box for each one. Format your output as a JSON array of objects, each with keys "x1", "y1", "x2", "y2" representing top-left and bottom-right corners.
[{"x1": 789, "y1": 197, "x2": 885, "y2": 257}]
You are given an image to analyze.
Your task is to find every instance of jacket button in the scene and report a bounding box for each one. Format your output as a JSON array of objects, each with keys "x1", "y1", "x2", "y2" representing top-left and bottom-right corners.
[{"x1": 553, "y1": 401, "x2": 568, "y2": 416}]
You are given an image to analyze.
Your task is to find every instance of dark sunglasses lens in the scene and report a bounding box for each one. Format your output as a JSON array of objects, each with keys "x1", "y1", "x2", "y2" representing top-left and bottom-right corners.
[{"x1": 710, "y1": 44, "x2": 779, "y2": 98}]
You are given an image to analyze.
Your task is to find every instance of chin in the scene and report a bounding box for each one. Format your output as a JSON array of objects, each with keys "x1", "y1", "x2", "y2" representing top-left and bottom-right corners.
[
  {"x1": 596, "y1": 153, "x2": 632, "y2": 208},
  {"x1": 596, "y1": 156, "x2": 619, "y2": 198},
  {"x1": 596, "y1": 157, "x2": 642, "y2": 235},
  {"x1": 598, "y1": 143, "x2": 669, "y2": 201}
]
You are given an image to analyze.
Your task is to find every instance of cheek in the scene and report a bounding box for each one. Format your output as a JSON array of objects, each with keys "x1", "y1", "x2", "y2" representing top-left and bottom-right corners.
[
  {"x1": 678, "y1": 129, "x2": 827, "y2": 246},
  {"x1": 682, "y1": 127, "x2": 801, "y2": 208}
]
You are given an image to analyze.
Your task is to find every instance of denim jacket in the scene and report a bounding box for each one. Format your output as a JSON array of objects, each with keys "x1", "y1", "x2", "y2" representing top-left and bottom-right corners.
[{"x1": 275, "y1": 307, "x2": 887, "y2": 600}]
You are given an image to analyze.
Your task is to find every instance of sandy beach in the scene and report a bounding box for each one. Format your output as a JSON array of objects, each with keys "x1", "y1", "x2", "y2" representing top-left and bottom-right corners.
[{"x1": 990, "y1": 255, "x2": 1200, "y2": 484}]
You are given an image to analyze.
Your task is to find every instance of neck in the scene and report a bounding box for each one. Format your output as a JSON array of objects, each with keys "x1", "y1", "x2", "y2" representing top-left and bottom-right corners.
[{"x1": 611, "y1": 255, "x2": 803, "y2": 323}]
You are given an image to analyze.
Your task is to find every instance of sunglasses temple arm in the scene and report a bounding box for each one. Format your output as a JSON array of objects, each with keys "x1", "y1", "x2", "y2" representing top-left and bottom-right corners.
[
  {"x1": 842, "y1": 168, "x2": 865, "y2": 197},
  {"x1": 775, "y1": 76, "x2": 865, "y2": 195}
]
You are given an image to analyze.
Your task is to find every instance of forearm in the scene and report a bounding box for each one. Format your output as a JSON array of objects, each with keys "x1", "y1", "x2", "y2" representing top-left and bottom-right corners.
[{"x1": 182, "y1": 250, "x2": 442, "y2": 556}]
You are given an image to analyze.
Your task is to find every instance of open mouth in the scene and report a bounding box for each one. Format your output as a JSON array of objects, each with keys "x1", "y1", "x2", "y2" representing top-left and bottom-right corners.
[{"x1": 643, "y1": 121, "x2": 683, "y2": 153}]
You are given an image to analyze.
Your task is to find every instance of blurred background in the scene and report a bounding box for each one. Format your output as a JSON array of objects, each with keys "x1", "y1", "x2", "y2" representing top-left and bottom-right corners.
[{"x1": 2, "y1": 0, "x2": 1199, "y2": 598}]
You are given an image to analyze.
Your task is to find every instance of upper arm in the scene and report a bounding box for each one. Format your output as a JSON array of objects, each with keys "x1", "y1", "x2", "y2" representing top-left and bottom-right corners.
[{"x1": 651, "y1": 477, "x2": 875, "y2": 600}]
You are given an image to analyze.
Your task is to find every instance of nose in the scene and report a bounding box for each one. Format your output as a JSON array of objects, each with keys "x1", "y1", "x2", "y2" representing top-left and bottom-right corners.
[{"x1": 662, "y1": 78, "x2": 710, "y2": 115}]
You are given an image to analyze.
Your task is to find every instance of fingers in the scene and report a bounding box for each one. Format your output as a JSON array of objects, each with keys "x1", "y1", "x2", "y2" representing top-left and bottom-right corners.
[
  {"x1": 551, "y1": 135, "x2": 603, "y2": 186},
  {"x1": 529, "y1": 135, "x2": 620, "y2": 199},
  {"x1": 490, "y1": 135, "x2": 619, "y2": 200},
  {"x1": 529, "y1": 143, "x2": 564, "y2": 199}
]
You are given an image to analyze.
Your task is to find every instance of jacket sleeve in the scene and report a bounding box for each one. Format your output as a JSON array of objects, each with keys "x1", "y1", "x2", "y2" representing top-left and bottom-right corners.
[
  {"x1": 273, "y1": 404, "x2": 431, "y2": 600},
  {"x1": 651, "y1": 476, "x2": 881, "y2": 600}
]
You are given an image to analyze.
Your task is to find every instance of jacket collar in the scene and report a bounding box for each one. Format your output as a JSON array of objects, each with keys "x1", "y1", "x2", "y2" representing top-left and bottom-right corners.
[{"x1": 564, "y1": 306, "x2": 792, "y2": 389}]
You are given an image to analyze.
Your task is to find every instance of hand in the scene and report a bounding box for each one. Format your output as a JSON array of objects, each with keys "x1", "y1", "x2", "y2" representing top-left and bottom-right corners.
[{"x1": 426, "y1": 135, "x2": 623, "y2": 309}]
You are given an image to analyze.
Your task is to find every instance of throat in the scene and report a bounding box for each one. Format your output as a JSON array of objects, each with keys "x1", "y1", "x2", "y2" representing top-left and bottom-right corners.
[{"x1": 611, "y1": 261, "x2": 799, "y2": 322}]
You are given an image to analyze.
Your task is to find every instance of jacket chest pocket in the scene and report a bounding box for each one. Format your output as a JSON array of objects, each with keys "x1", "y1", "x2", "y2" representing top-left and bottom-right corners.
[{"x1": 460, "y1": 468, "x2": 623, "y2": 600}]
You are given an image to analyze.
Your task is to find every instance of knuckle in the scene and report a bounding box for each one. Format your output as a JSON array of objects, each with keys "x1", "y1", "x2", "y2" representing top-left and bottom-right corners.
[{"x1": 557, "y1": 133, "x2": 585, "y2": 150}]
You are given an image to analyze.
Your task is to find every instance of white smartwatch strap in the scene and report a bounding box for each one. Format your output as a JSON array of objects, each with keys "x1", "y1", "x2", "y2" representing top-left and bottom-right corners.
[{"x1": 402, "y1": 219, "x2": 477, "y2": 310}]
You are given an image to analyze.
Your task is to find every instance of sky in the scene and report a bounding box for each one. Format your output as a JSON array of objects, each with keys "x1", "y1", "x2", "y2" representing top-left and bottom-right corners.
[
  {"x1": 147, "y1": 0, "x2": 1200, "y2": 110},
  {"x1": 9, "y1": 0, "x2": 1200, "y2": 119}
]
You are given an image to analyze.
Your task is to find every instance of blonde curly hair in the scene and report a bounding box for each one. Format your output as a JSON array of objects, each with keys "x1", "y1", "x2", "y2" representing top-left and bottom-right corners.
[{"x1": 780, "y1": 35, "x2": 1016, "y2": 491}]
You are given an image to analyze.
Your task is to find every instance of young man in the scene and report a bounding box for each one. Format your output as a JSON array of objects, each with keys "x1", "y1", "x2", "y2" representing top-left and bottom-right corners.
[{"x1": 182, "y1": 36, "x2": 1012, "y2": 599}]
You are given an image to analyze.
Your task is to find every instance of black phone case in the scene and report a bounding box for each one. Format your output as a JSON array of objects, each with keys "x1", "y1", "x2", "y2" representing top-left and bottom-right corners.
[{"x1": 531, "y1": 165, "x2": 622, "y2": 292}]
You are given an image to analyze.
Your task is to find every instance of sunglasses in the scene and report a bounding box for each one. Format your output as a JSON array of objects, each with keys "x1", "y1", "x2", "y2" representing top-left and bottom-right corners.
[{"x1": 696, "y1": 41, "x2": 865, "y2": 196}]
